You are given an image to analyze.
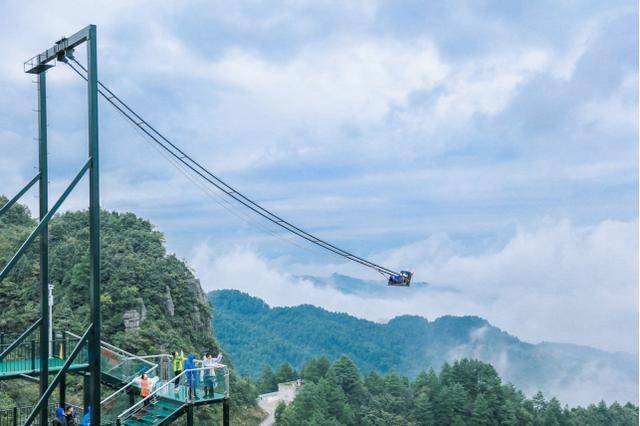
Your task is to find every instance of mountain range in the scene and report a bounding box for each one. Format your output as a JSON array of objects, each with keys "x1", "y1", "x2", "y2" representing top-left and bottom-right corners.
[{"x1": 210, "y1": 288, "x2": 638, "y2": 407}]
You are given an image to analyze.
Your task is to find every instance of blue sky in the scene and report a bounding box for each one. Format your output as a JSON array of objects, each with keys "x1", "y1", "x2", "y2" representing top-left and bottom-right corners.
[{"x1": 0, "y1": 1, "x2": 637, "y2": 355}]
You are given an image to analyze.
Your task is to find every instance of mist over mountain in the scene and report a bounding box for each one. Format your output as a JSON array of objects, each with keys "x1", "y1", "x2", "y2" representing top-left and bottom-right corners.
[{"x1": 210, "y1": 288, "x2": 638, "y2": 407}]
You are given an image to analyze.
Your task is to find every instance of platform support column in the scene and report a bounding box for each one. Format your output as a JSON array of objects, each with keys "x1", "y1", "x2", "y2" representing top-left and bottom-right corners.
[
  {"x1": 59, "y1": 373, "x2": 66, "y2": 409},
  {"x1": 223, "y1": 399, "x2": 230, "y2": 426},
  {"x1": 83, "y1": 373, "x2": 90, "y2": 413},
  {"x1": 37, "y1": 69, "x2": 50, "y2": 426},
  {"x1": 86, "y1": 24, "x2": 101, "y2": 426},
  {"x1": 187, "y1": 404, "x2": 194, "y2": 426}
]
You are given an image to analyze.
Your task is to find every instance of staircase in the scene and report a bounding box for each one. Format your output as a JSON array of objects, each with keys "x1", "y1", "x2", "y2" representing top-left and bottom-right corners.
[
  {"x1": 117, "y1": 366, "x2": 229, "y2": 426},
  {"x1": 0, "y1": 329, "x2": 229, "y2": 425},
  {"x1": 120, "y1": 397, "x2": 183, "y2": 426}
]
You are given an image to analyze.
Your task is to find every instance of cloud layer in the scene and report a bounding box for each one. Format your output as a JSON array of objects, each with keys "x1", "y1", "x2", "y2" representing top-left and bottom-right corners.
[
  {"x1": 193, "y1": 218, "x2": 638, "y2": 354},
  {"x1": 0, "y1": 1, "x2": 637, "y2": 355}
]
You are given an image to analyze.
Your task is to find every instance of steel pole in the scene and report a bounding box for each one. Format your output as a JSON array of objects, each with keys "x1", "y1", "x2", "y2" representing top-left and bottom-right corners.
[
  {"x1": 86, "y1": 24, "x2": 101, "y2": 426},
  {"x1": 223, "y1": 399, "x2": 230, "y2": 426},
  {"x1": 187, "y1": 404, "x2": 194, "y2": 426},
  {"x1": 37, "y1": 70, "x2": 49, "y2": 426}
]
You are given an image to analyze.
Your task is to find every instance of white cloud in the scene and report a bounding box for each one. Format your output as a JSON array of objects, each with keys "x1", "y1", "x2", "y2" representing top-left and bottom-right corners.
[
  {"x1": 211, "y1": 39, "x2": 449, "y2": 124},
  {"x1": 191, "y1": 219, "x2": 638, "y2": 354}
]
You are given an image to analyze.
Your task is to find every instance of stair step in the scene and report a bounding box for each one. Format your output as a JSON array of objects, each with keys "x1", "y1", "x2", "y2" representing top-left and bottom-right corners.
[
  {"x1": 148, "y1": 407, "x2": 173, "y2": 417},
  {"x1": 156, "y1": 400, "x2": 182, "y2": 411},
  {"x1": 123, "y1": 420, "x2": 150, "y2": 426}
]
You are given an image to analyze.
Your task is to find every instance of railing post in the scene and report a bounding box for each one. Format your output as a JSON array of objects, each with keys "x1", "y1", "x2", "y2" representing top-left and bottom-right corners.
[
  {"x1": 13, "y1": 406, "x2": 17, "y2": 426},
  {"x1": 31, "y1": 340, "x2": 36, "y2": 370}
]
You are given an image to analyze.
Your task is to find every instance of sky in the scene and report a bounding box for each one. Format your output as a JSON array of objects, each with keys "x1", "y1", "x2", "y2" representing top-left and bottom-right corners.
[{"x1": 0, "y1": 1, "x2": 637, "y2": 354}]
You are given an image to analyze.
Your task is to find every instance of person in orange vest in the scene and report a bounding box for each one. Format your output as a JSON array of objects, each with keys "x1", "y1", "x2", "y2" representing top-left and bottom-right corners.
[
  {"x1": 134, "y1": 372, "x2": 159, "y2": 407},
  {"x1": 140, "y1": 372, "x2": 152, "y2": 406}
]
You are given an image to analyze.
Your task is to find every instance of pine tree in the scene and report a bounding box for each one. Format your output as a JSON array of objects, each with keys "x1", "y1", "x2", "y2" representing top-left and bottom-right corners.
[
  {"x1": 327, "y1": 356, "x2": 367, "y2": 408},
  {"x1": 275, "y1": 362, "x2": 298, "y2": 383},
  {"x1": 414, "y1": 392, "x2": 434, "y2": 425},
  {"x1": 301, "y1": 356, "x2": 330, "y2": 383},
  {"x1": 472, "y1": 394, "x2": 492, "y2": 425},
  {"x1": 256, "y1": 364, "x2": 278, "y2": 393}
]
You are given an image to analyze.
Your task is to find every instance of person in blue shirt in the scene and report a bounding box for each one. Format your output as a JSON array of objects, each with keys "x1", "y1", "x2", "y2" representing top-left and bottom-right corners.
[
  {"x1": 80, "y1": 407, "x2": 91, "y2": 426},
  {"x1": 53, "y1": 407, "x2": 66, "y2": 426},
  {"x1": 184, "y1": 354, "x2": 200, "y2": 400}
]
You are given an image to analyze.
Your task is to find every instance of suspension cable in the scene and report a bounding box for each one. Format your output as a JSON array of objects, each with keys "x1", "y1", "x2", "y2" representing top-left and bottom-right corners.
[{"x1": 64, "y1": 58, "x2": 399, "y2": 277}]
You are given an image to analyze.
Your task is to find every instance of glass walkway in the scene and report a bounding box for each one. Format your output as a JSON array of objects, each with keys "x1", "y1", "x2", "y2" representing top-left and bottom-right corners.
[{"x1": 0, "y1": 330, "x2": 229, "y2": 425}]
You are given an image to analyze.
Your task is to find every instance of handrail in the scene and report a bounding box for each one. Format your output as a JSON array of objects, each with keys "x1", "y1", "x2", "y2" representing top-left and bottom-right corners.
[
  {"x1": 125, "y1": 353, "x2": 171, "y2": 360},
  {"x1": 0, "y1": 173, "x2": 40, "y2": 216},
  {"x1": 117, "y1": 365, "x2": 229, "y2": 421},
  {"x1": 101, "y1": 364, "x2": 158, "y2": 405},
  {"x1": 117, "y1": 369, "x2": 188, "y2": 420},
  {"x1": 0, "y1": 319, "x2": 42, "y2": 362},
  {"x1": 66, "y1": 330, "x2": 155, "y2": 368},
  {"x1": 24, "y1": 324, "x2": 92, "y2": 426},
  {"x1": 0, "y1": 158, "x2": 91, "y2": 283}
]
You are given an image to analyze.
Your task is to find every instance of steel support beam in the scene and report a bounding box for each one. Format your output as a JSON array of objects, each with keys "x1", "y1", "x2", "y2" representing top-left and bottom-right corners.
[
  {"x1": 86, "y1": 24, "x2": 101, "y2": 426},
  {"x1": 223, "y1": 398, "x2": 230, "y2": 426},
  {"x1": 83, "y1": 373, "x2": 90, "y2": 413},
  {"x1": 25, "y1": 325, "x2": 91, "y2": 426},
  {"x1": 0, "y1": 173, "x2": 40, "y2": 216},
  {"x1": 60, "y1": 373, "x2": 66, "y2": 409},
  {"x1": 24, "y1": 25, "x2": 93, "y2": 74},
  {"x1": 37, "y1": 70, "x2": 50, "y2": 426},
  {"x1": 0, "y1": 319, "x2": 42, "y2": 361},
  {"x1": 187, "y1": 404, "x2": 194, "y2": 426},
  {"x1": 0, "y1": 158, "x2": 90, "y2": 283}
]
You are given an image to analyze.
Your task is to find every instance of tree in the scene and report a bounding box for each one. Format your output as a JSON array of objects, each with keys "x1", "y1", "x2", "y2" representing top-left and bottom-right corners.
[
  {"x1": 472, "y1": 394, "x2": 492, "y2": 425},
  {"x1": 263, "y1": 356, "x2": 639, "y2": 426},
  {"x1": 275, "y1": 362, "x2": 298, "y2": 384},
  {"x1": 302, "y1": 356, "x2": 330, "y2": 383},
  {"x1": 327, "y1": 356, "x2": 367, "y2": 408},
  {"x1": 256, "y1": 365, "x2": 278, "y2": 394},
  {"x1": 414, "y1": 392, "x2": 434, "y2": 425},
  {"x1": 274, "y1": 400, "x2": 287, "y2": 424}
]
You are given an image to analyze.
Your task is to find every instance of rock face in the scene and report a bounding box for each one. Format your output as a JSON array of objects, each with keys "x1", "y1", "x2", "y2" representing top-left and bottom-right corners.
[
  {"x1": 165, "y1": 286, "x2": 175, "y2": 317},
  {"x1": 187, "y1": 277, "x2": 214, "y2": 336},
  {"x1": 123, "y1": 298, "x2": 147, "y2": 332}
]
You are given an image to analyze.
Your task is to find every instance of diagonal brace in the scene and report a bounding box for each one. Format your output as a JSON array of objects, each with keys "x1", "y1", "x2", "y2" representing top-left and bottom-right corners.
[
  {"x1": 0, "y1": 174, "x2": 40, "y2": 216},
  {"x1": 24, "y1": 324, "x2": 92, "y2": 426},
  {"x1": 0, "y1": 318, "x2": 42, "y2": 362},
  {"x1": 0, "y1": 158, "x2": 91, "y2": 283}
]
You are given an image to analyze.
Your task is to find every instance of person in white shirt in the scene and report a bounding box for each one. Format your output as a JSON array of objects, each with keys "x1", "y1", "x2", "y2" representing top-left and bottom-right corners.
[{"x1": 202, "y1": 352, "x2": 223, "y2": 397}]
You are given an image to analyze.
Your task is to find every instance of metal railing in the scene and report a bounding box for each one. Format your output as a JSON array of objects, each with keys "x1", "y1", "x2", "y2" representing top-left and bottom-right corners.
[
  {"x1": 0, "y1": 402, "x2": 83, "y2": 426},
  {"x1": 117, "y1": 364, "x2": 229, "y2": 423},
  {"x1": 0, "y1": 330, "x2": 87, "y2": 376},
  {"x1": 66, "y1": 332, "x2": 155, "y2": 384}
]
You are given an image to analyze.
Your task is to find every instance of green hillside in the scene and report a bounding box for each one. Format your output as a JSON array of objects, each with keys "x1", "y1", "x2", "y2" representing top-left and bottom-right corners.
[
  {"x1": 0, "y1": 197, "x2": 262, "y2": 425},
  {"x1": 210, "y1": 289, "x2": 638, "y2": 406}
]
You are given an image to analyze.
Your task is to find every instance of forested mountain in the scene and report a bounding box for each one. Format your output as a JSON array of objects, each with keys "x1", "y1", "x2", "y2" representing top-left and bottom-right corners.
[
  {"x1": 210, "y1": 289, "x2": 638, "y2": 406},
  {"x1": 0, "y1": 197, "x2": 262, "y2": 425},
  {"x1": 276, "y1": 355, "x2": 638, "y2": 425}
]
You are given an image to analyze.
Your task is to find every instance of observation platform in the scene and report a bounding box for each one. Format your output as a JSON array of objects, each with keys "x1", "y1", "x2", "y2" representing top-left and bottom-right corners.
[
  {"x1": 0, "y1": 357, "x2": 89, "y2": 379},
  {"x1": 0, "y1": 330, "x2": 229, "y2": 425}
]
